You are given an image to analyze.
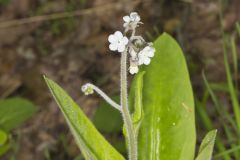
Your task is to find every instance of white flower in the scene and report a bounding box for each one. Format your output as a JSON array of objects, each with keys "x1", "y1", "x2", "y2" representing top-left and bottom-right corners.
[
  {"x1": 129, "y1": 48, "x2": 138, "y2": 60},
  {"x1": 129, "y1": 55, "x2": 139, "y2": 74},
  {"x1": 138, "y1": 46, "x2": 155, "y2": 65},
  {"x1": 81, "y1": 84, "x2": 94, "y2": 95},
  {"x1": 108, "y1": 31, "x2": 128, "y2": 52},
  {"x1": 129, "y1": 65, "x2": 139, "y2": 74},
  {"x1": 123, "y1": 12, "x2": 141, "y2": 28}
]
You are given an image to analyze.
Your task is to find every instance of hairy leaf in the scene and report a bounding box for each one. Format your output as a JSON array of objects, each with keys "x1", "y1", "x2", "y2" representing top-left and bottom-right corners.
[{"x1": 44, "y1": 77, "x2": 125, "y2": 160}]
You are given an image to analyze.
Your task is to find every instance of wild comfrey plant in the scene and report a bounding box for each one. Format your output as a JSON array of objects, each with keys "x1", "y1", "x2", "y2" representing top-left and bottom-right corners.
[
  {"x1": 44, "y1": 12, "x2": 217, "y2": 160},
  {"x1": 81, "y1": 12, "x2": 155, "y2": 160}
]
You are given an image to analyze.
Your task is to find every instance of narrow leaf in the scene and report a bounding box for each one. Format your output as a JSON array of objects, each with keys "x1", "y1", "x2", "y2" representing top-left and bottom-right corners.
[
  {"x1": 224, "y1": 51, "x2": 240, "y2": 130},
  {"x1": 44, "y1": 76, "x2": 125, "y2": 160},
  {"x1": 124, "y1": 71, "x2": 145, "y2": 138},
  {"x1": 131, "y1": 71, "x2": 145, "y2": 134},
  {"x1": 236, "y1": 22, "x2": 240, "y2": 37},
  {"x1": 196, "y1": 130, "x2": 217, "y2": 160}
]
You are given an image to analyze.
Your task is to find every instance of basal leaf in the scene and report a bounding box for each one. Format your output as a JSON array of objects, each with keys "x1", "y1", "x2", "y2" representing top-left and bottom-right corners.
[
  {"x1": 0, "y1": 98, "x2": 36, "y2": 132},
  {"x1": 195, "y1": 130, "x2": 217, "y2": 160},
  {"x1": 44, "y1": 76, "x2": 125, "y2": 160},
  {"x1": 136, "y1": 33, "x2": 196, "y2": 160}
]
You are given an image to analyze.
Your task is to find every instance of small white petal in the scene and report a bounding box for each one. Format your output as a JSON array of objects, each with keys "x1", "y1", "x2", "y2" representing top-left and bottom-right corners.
[
  {"x1": 138, "y1": 50, "x2": 145, "y2": 58},
  {"x1": 123, "y1": 16, "x2": 130, "y2": 22},
  {"x1": 114, "y1": 31, "x2": 123, "y2": 39},
  {"x1": 118, "y1": 44, "x2": 125, "y2": 52},
  {"x1": 130, "y1": 12, "x2": 140, "y2": 22},
  {"x1": 129, "y1": 66, "x2": 139, "y2": 74},
  {"x1": 138, "y1": 58, "x2": 144, "y2": 65},
  {"x1": 81, "y1": 85, "x2": 87, "y2": 92},
  {"x1": 109, "y1": 43, "x2": 118, "y2": 51},
  {"x1": 130, "y1": 12, "x2": 138, "y2": 18},
  {"x1": 130, "y1": 49, "x2": 137, "y2": 59},
  {"x1": 123, "y1": 23, "x2": 128, "y2": 27},
  {"x1": 122, "y1": 37, "x2": 129, "y2": 45},
  {"x1": 148, "y1": 48, "x2": 155, "y2": 57},
  {"x1": 143, "y1": 57, "x2": 151, "y2": 65},
  {"x1": 143, "y1": 46, "x2": 150, "y2": 51},
  {"x1": 135, "y1": 16, "x2": 140, "y2": 22},
  {"x1": 108, "y1": 35, "x2": 117, "y2": 43}
]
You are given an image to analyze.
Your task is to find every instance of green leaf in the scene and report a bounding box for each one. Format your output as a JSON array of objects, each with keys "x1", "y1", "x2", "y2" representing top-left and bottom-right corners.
[
  {"x1": 92, "y1": 97, "x2": 123, "y2": 133},
  {"x1": 0, "y1": 98, "x2": 36, "y2": 132},
  {"x1": 131, "y1": 71, "x2": 145, "y2": 135},
  {"x1": 44, "y1": 76, "x2": 125, "y2": 160},
  {"x1": 195, "y1": 130, "x2": 217, "y2": 160},
  {"x1": 136, "y1": 33, "x2": 196, "y2": 160},
  {"x1": 0, "y1": 130, "x2": 7, "y2": 146},
  {"x1": 123, "y1": 71, "x2": 145, "y2": 139}
]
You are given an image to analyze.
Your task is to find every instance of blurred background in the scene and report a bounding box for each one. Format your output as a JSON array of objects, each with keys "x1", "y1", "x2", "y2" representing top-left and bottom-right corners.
[{"x1": 0, "y1": 0, "x2": 239, "y2": 159}]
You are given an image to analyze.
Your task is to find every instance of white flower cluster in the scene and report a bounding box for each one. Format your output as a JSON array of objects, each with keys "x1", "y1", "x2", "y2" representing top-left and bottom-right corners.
[
  {"x1": 108, "y1": 12, "x2": 155, "y2": 74},
  {"x1": 81, "y1": 84, "x2": 94, "y2": 95}
]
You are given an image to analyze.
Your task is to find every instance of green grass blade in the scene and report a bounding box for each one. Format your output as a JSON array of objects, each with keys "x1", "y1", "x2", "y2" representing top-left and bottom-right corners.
[
  {"x1": 223, "y1": 50, "x2": 240, "y2": 131},
  {"x1": 214, "y1": 145, "x2": 240, "y2": 159},
  {"x1": 236, "y1": 22, "x2": 240, "y2": 37},
  {"x1": 223, "y1": 125, "x2": 240, "y2": 159},
  {"x1": 202, "y1": 72, "x2": 238, "y2": 132},
  {"x1": 230, "y1": 36, "x2": 238, "y2": 79},
  {"x1": 219, "y1": 0, "x2": 240, "y2": 132},
  {"x1": 195, "y1": 99, "x2": 212, "y2": 130}
]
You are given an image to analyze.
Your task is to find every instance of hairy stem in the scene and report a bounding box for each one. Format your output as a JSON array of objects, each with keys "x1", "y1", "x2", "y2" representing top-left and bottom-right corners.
[
  {"x1": 84, "y1": 83, "x2": 121, "y2": 111},
  {"x1": 120, "y1": 49, "x2": 137, "y2": 160}
]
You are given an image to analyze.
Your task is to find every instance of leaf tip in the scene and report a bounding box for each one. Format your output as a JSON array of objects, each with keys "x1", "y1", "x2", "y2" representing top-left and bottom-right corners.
[{"x1": 43, "y1": 75, "x2": 48, "y2": 82}]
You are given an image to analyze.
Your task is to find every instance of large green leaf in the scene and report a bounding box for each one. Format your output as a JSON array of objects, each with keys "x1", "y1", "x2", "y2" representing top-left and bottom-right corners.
[
  {"x1": 195, "y1": 130, "x2": 217, "y2": 160},
  {"x1": 44, "y1": 77, "x2": 125, "y2": 160},
  {"x1": 136, "y1": 33, "x2": 196, "y2": 160},
  {"x1": 0, "y1": 98, "x2": 36, "y2": 132}
]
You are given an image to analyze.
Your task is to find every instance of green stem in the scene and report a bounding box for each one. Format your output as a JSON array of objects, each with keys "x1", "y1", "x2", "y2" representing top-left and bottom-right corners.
[{"x1": 120, "y1": 49, "x2": 137, "y2": 160}]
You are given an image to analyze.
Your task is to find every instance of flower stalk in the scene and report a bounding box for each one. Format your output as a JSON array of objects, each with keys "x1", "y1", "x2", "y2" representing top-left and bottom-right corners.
[
  {"x1": 82, "y1": 12, "x2": 155, "y2": 160},
  {"x1": 120, "y1": 48, "x2": 137, "y2": 160},
  {"x1": 82, "y1": 83, "x2": 121, "y2": 111}
]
